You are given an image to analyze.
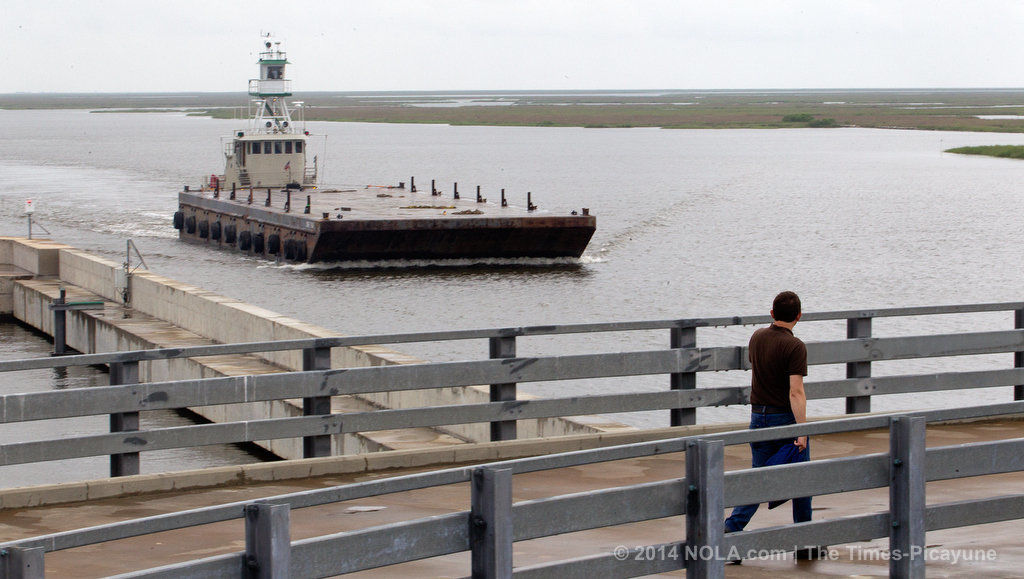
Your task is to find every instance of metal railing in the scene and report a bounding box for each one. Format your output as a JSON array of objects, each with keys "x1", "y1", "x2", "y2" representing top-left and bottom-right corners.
[
  {"x1": 2, "y1": 402, "x2": 1023, "y2": 577},
  {"x1": 0, "y1": 302, "x2": 1021, "y2": 478}
]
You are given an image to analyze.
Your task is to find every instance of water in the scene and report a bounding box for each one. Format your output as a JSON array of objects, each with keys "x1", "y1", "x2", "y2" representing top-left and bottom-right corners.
[{"x1": 0, "y1": 109, "x2": 1022, "y2": 483}]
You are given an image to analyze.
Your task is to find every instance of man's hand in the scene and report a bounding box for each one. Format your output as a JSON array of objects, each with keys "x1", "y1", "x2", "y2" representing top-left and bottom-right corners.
[{"x1": 790, "y1": 375, "x2": 808, "y2": 452}]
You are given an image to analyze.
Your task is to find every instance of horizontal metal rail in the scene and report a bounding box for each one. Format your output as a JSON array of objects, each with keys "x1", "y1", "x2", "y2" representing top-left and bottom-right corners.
[
  {"x1": 1, "y1": 332, "x2": 1021, "y2": 425},
  {"x1": 0, "y1": 415, "x2": 346, "y2": 466},
  {"x1": 6, "y1": 400, "x2": 1024, "y2": 556},
  {"x1": 515, "y1": 489, "x2": 1024, "y2": 578},
  {"x1": 0, "y1": 330, "x2": 1020, "y2": 466},
  {"x1": 0, "y1": 301, "x2": 1018, "y2": 372},
  {"x1": 111, "y1": 432, "x2": 1024, "y2": 578}
]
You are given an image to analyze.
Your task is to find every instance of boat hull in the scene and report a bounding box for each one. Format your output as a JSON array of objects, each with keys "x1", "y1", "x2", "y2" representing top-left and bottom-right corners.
[{"x1": 176, "y1": 191, "x2": 596, "y2": 262}]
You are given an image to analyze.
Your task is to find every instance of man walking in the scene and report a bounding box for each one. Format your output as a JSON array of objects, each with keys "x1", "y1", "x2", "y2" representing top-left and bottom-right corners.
[{"x1": 724, "y1": 290, "x2": 811, "y2": 533}]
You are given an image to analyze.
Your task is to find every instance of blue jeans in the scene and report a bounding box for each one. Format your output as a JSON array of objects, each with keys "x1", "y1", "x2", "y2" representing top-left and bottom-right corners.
[{"x1": 724, "y1": 411, "x2": 811, "y2": 532}]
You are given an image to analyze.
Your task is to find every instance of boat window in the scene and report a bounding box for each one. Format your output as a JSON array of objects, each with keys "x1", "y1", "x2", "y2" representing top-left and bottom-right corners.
[
  {"x1": 250, "y1": 142, "x2": 260, "y2": 154},
  {"x1": 285, "y1": 141, "x2": 293, "y2": 154},
  {"x1": 295, "y1": 141, "x2": 303, "y2": 153},
  {"x1": 264, "y1": 141, "x2": 272, "y2": 154},
  {"x1": 274, "y1": 141, "x2": 282, "y2": 154}
]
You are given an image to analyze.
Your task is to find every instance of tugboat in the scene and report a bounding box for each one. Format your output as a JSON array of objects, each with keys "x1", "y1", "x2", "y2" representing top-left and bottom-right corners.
[
  {"x1": 173, "y1": 36, "x2": 596, "y2": 263},
  {"x1": 219, "y1": 37, "x2": 316, "y2": 191}
]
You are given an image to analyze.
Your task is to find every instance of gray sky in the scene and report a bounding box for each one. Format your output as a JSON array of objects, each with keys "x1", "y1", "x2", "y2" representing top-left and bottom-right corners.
[{"x1": 4, "y1": 0, "x2": 1023, "y2": 93}]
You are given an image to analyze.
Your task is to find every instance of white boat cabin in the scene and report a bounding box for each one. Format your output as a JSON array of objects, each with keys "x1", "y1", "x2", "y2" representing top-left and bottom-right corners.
[{"x1": 218, "y1": 37, "x2": 317, "y2": 191}]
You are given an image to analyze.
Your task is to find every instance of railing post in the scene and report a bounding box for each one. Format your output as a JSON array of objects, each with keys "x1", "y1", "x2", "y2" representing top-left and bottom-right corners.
[
  {"x1": 889, "y1": 415, "x2": 926, "y2": 579},
  {"x1": 846, "y1": 316, "x2": 872, "y2": 414},
  {"x1": 1015, "y1": 308, "x2": 1023, "y2": 401},
  {"x1": 470, "y1": 466, "x2": 513, "y2": 579},
  {"x1": 302, "y1": 346, "x2": 332, "y2": 458},
  {"x1": 109, "y1": 361, "x2": 140, "y2": 477},
  {"x1": 684, "y1": 439, "x2": 724, "y2": 578},
  {"x1": 52, "y1": 288, "x2": 67, "y2": 356},
  {"x1": 488, "y1": 336, "x2": 517, "y2": 442},
  {"x1": 670, "y1": 326, "x2": 697, "y2": 426},
  {"x1": 244, "y1": 503, "x2": 291, "y2": 579},
  {"x1": 1, "y1": 547, "x2": 44, "y2": 579}
]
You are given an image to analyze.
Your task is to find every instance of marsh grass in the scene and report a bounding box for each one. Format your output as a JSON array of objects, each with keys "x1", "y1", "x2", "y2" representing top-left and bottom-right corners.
[
  {"x1": 8, "y1": 90, "x2": 1024, "y2": 133},
  {"x1": 945, "y1": 145, "x2": 1024, "y2": 159}
]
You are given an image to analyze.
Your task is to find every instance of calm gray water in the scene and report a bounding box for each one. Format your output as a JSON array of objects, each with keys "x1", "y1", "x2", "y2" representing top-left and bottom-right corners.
[{"x1": 0, "y1": 109, "x2": 1021, "y2": 484}]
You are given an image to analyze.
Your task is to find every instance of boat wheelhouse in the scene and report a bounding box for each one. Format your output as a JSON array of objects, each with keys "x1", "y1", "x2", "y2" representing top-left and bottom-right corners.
[{"x1": 219, "y1": 37, "x2": 316, "y2": 190}]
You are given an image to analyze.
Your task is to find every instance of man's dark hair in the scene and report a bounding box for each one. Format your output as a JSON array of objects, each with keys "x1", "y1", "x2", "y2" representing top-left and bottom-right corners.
[{"x1": 772, "y1": 291, "x2": 801, "y2": 322}]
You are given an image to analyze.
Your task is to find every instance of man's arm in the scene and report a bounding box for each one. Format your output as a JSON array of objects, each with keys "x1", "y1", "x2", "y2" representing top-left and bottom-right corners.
[{"x1": 789, "y1": 374, "x2": 807, "y2": 450}]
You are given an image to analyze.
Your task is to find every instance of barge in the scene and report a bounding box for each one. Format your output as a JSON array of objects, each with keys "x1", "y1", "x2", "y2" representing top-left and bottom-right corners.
[{"x1": 174, "y1": 37, "x2": 595, "y2": 263}]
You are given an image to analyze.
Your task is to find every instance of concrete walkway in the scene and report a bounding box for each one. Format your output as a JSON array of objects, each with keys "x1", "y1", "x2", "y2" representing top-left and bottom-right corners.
[{"x1": 0, "y1": 419, "x2": 1021, "y2": 577}]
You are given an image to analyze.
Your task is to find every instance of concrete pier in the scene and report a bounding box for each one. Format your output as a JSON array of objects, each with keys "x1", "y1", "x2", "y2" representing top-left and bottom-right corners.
[{"x1": 0, "y1": 237, "x2": 622, "y2": 459}]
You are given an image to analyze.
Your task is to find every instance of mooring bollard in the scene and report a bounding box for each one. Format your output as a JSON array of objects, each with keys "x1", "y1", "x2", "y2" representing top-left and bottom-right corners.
[
  {"x1": 52, "y1": 288, "x2": 66, "y2": 356},
  {"x1": 49, "y1": 288, "x2": 103, "y2": 357},
  {"x1": 454, "y1": 182, "x2": 459, "y2": 199}
]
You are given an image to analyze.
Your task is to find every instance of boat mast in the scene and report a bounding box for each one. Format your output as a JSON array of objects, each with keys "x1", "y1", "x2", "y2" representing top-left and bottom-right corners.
[{"x1": 249, "y1": 35, "x2": 295, "y2": 135}]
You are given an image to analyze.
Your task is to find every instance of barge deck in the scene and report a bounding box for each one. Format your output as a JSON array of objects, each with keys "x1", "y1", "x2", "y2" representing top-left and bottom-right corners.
[{"x1": 176, "y1": 185, "x2": 596, "y2": 262}]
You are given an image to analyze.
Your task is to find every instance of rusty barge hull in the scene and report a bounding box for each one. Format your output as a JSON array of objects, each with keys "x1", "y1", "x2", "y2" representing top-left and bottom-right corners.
[{"x1": 176, "y1": 189, "x2": 596, "y2": 262}]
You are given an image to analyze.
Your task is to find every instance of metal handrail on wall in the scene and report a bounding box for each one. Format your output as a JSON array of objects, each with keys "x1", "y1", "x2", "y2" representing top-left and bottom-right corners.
[
  {"x1": 0, "y1": 302, "x2": 1021, "y2": 478},
  {"x1": 4, "y1": 402, "x2": 1024, "y2": 577}
]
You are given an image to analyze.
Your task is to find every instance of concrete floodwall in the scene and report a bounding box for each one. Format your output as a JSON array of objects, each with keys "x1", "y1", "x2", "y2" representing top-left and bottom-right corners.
[{"x1": 12, "y1": 239, "x2": 615, "y2": 445}]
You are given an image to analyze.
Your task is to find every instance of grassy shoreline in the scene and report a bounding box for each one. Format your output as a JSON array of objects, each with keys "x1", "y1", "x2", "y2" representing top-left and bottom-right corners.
[
  {"x1": 6, "y1": 89, "x2": 1024, "y2": 132},
  {"x1": 945, "y1": 145, "x2": 1024, "y2": 159}
]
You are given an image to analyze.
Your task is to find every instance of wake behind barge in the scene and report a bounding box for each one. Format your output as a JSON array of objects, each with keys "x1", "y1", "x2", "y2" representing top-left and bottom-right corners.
[{"x1": 173, "y1": 36, "x2": 595, "y2": 263}]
